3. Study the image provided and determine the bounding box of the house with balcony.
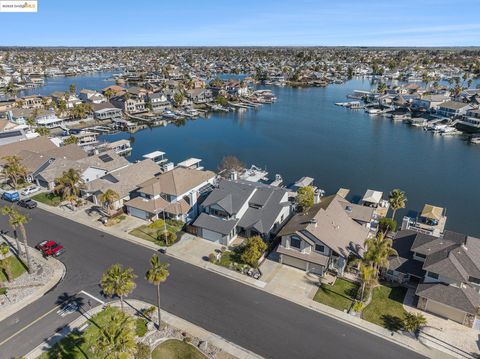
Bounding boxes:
[436,101,471,118]
[148,92,171,112]
[124,167,216,222]
[93,102,123,121]
[275,194,371,276]
[193,179,291,246]
[387,230,480,328]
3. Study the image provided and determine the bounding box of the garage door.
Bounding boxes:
[127,207,150,220]
[282,255,307,271]
[201,229,223,244]
[426,300,465,324]
[309,263,324,276]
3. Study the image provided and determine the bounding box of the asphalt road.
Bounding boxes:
[0,203,427,359]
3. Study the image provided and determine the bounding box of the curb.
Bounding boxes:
[0,238,66,323]
[25,299,264,359]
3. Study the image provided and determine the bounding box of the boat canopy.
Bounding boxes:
[421,204,444,221]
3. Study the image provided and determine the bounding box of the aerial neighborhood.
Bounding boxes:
[1,46,480,359]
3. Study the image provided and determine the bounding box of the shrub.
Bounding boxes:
[142,306,156,319]
[149,219,166,229]
[135,318,148,337]
[135,342,151,359]
[240,236,267,267]
[183,336,192,343]
[352,301,364,313]
[158,231,177,245]
[208,253,216,263]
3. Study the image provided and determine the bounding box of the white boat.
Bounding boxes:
[366,108,382,115]
[440,126,462,136]
[469,137,480,144]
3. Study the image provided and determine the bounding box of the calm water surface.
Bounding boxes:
[26,75,479,236]
[99,79,480,236]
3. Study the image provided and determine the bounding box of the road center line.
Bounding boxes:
[0,304,62,347]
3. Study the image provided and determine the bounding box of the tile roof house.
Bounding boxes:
[276,194,372,276]
[387,229,480,327]
[124,167,216,222]
[193,179,291,246]
[82,159,162,210]
[35,150,129,190]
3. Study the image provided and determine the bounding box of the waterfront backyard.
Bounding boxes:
[99,78,480,237]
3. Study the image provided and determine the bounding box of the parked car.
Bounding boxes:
[35,240,65,257]
[21,186,40,196]
[17,199,37,209]
[2,191,20,202]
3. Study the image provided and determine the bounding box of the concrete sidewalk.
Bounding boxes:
[0,237,65,323]
[33,201,452,359]
[25,299,263,359]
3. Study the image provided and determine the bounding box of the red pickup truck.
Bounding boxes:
[35,240,65,257]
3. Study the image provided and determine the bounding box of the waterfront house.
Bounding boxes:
[82,158,162,210]
[455,109,480,133]
[147,92,171,112]
[387,230,480,328]
[412,94,449,111]
[19,95,45,109]
[276,194,371,276]
[93,102,123,121]
[186,88,213,104]
[436,101,471,118]
[51,91,82,109]
[124,167,216,222]
[193,179,291,245]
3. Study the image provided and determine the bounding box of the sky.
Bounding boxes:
[2,0,480,47]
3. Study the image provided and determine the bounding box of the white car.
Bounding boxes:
[21,186,40,196]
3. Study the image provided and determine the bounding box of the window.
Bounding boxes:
[427,272,439,280]
[315,244,325,253]
[290,236,301,249]
[414,252,426,259]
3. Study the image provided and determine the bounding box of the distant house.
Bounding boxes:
[125,167,216,222]
[193,179,291,245]
[388,230,480,328]
[79,89,106,104]
[148,92,171,112]
[412,94,449,110]
[276,194,372,276]
[19,95,45,109]
[93,102,123,121]
[436,101,471,118]
[186,88,212,104]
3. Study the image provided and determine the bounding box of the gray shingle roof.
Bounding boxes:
[193,213,237,235]
[416,282,480,314]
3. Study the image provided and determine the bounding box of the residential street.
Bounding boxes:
[0,204,426,359]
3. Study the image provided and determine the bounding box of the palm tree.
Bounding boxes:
[2,156,28,189]
[54,168,83,208]
[101,264,136,312]
[0,243,12,282]
[359,263,376,301]
[388,189,407,220]
[403,312,427,334]
[99,189,120,217]
[90,308,137,359]
[1,206,31,273]
[145,255,169,330]
[364,231,398,279]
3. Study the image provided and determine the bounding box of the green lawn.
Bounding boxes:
[362,283,408,331]
[0,255,27,282]
[313,278,359,312]
[152,339,207,359]
[31,192,62,206]
[129,219,183,246]
[135,317,148,337]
